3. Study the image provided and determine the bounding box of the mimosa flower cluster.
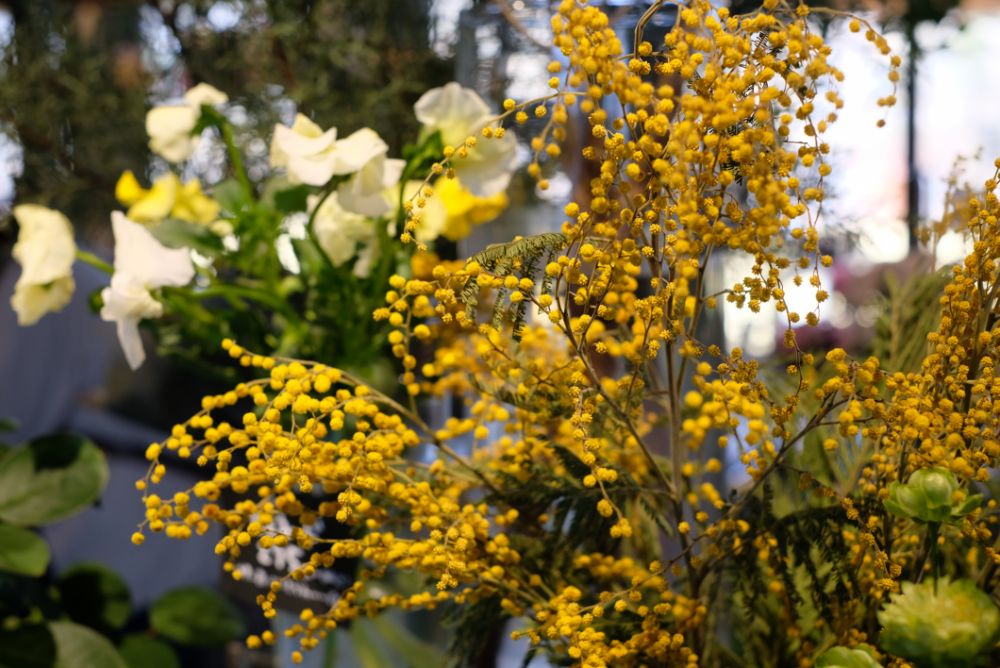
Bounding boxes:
[34,0,1000,665]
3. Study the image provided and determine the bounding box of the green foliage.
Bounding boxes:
[816,645,882,668]
[347,615,446,668]
[873,268,950,373]
[444,595,506,668]
[117,635,180,668]
[149,586,245,646]
[462,232,567,340]
[56,564,132,634]
[49,621,127,668]
[148,219,224,256]
[720,482,869,666]
[0,434,108,527]
[0,624,57,668]
[0,525,49,577]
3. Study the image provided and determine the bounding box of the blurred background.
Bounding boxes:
[1,0,1000,666]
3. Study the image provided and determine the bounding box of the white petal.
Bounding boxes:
[337,180,392,217]
[183,82,228,107]
[101,273,164,321]
[352,240,379,279]
[309,193,374,266]
[454,129,518,196]
[273,115,337,158]
[110,212,195,288]
[11,204,77,285]
[414,83,491,147]
[381,159,406,189]
[115,316,146,370]
[146,106,199,162]
[287,153,339,186]
[330,128,388,175]
[10,277,75,327]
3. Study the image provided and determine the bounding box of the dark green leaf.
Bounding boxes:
[150,587,245,646]
[0,525,50,576]
[148,218,224,256]
[551,445,591,480]
[0,435,109,527]
[50,621,128,668]
[0,571,60,619]
[57,563,132,632]
[118,635,180,668]
[0,624,56,668]
[273,185,313,214]
[0,419,17,433]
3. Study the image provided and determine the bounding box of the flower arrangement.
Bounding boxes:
[9,0,1000,666]
[10,79,512,374]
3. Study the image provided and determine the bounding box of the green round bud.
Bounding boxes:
[884,468,981,524]
[913,468,956,511]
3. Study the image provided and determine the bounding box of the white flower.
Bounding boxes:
[9,204,77,326]
[335,128,405,216]
[100,212,195,369]
[414,83,491,147]
[146,83,228,163]
[270,114,340,185]
[414,82,517,196]
[271,118,403,205]
[308,193,380,278]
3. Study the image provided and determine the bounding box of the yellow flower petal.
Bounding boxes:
[115,170,147,207]
[127,173,179,223]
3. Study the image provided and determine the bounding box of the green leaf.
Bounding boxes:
[212,179,246,214]
[0,418,17,433]
[57,563,131,633]
[273,184,313,214]
[370,615,446,667]
[0,525,50,576]
[0,435,109,527]
[149,587,245,646]
[0,624,57,668]
[118,635,180,668]
[50,621,127,668]
[148,218,223,256]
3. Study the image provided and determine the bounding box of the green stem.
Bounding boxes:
[305,186,337,272]
[913,522,939,583]
[76,250,113,274]
[219,121,254,201]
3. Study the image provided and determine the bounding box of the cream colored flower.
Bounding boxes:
[146,83,228,163]
[100,212,195,369]
[308,193,380,278]
[414,82,517,196]
[336,128,405,217]
[9,204,77,326]
[270,114,339,186]
[272,118,402,203]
